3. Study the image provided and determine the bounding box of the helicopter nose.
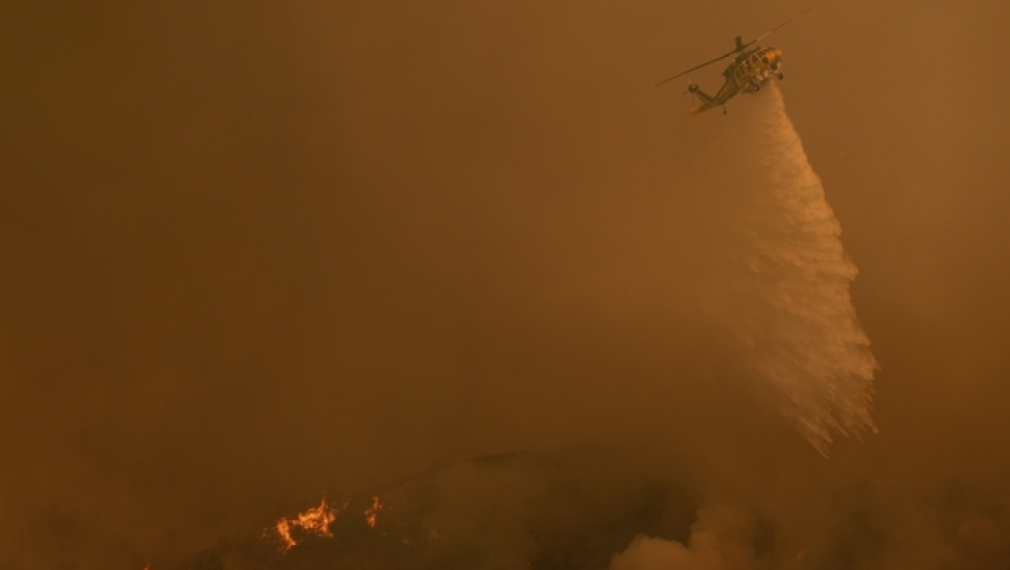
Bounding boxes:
[764,48,784,70]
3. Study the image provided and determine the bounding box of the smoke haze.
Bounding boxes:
[4,0,1010,568]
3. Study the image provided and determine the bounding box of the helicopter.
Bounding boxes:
[655,2,825,115]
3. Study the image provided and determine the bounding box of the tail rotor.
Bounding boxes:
[684,77,698,109]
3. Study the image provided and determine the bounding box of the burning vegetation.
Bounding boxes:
[364,496,383,529]
[269,497,341,551]
[265,494,387,554]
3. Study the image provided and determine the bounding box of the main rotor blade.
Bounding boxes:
[754,0,827,42]
[654,0,827,88]
[654,47,745,87]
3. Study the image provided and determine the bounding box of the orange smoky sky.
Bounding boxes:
[2,0,1010,568]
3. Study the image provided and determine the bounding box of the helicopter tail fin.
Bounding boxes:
[688,83,714,104]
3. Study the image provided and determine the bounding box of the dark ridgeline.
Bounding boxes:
[185,450,698,570]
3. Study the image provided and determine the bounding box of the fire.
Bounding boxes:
[364,496,383,528]
[275,518,297,550]
[265,495,387,552]
[270,497,340,551]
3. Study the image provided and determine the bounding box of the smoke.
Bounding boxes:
[6,1,1010,568]
[609,479,1010,570]
[610,502,766,570]
[703,83,877,454]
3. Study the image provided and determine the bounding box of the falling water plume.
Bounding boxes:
[725,83,877,454]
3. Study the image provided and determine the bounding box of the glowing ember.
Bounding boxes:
[364,496,383,528]
[270,497,339,551]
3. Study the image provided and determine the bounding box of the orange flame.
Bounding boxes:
[364,496,383,528]
[270,498,339,551]
[275,518,297,550]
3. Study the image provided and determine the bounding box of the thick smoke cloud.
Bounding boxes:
[3,0,1010,569]
[611,502,766,570]
[611,479,1010,570]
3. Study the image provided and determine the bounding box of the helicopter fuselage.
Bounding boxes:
[689,46,784,115]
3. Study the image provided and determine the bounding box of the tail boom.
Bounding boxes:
[688,84,716,115]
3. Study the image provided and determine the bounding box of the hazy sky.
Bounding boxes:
[3,1,1010,568]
